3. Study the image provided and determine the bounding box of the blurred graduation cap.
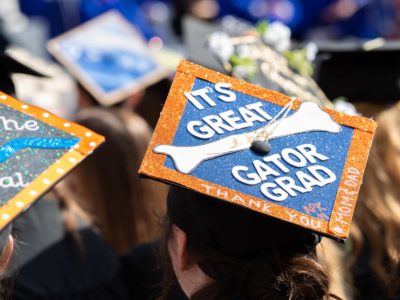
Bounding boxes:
[0,33,8,52]
[0,52,47,95]
[0,92,104,233]
[315,39,400,104]
[183,16,226,73]
[183,16,254,73]
[47,11,167,106]
[140,61,376,255]
[6,47,78,120]
[184,16,332,108]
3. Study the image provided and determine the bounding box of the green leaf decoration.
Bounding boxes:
[283,49,314,77]
[255,20,269,35]
[229,54,258,80]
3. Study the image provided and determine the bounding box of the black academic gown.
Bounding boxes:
[121,243,187,300]
[10,197,129,300]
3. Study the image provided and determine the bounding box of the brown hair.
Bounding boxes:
[67,107,167,254]
[350,102,400,295]
[317,239,353,300]
[158,217,336,300]
[51,182,92,253]
[0,233,14,300]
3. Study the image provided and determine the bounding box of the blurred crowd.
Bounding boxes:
[1,0,400,55]
[0,0,399,300]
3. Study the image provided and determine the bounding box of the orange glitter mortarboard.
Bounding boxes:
[0,92,104,231]
[140,60,377,241]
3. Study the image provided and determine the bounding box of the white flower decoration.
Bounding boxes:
[334,99,360,116]
[262,22,291,53]
[232,65,251,79]
[305,42,318,61]
[208,31,234,62]
[236,44,252,58]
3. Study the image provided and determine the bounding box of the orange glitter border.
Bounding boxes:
[0,91,105,230]
[139,60,377,240]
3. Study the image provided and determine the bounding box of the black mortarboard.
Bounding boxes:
[315,39,400,104]
[183,16,226,73]
[0,52,47,95]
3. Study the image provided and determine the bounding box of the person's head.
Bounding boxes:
[351,102,400,295]
[67,107,167,254]
[159,186,331,300]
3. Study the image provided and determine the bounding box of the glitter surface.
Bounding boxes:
[0,91,105,231]
[0,137,79,163]
[140,60,377,240]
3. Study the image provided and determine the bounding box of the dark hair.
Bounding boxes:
[158,216,332,300]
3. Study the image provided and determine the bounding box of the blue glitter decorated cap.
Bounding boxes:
[139,60,377,241]
[47,10,167,106]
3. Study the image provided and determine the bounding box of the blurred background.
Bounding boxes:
[2,0,400,118]
[1,0,399,57]
[1,2,400,300]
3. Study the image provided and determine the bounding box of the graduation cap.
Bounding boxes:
[183,16,226,73]
[7,47,78,120]
[47,10,167,106]
[0,52,47,95]
[185,17,332,108]
[183,16,255,74]
[247,41,331,107]
[0,92,104,231]
[140,61,376,256]
[315,39,400,104]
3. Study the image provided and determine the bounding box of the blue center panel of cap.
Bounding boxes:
[164,78,354,220]
[0,103,80,205]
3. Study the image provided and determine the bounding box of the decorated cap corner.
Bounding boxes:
[0,91,104,230]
